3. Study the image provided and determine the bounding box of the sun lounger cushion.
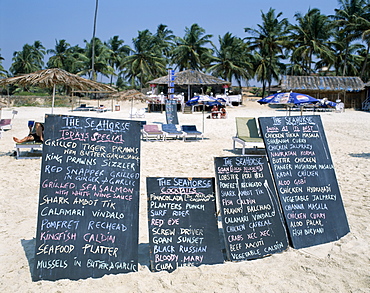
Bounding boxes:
[181,125,203,140]
[233,117,264,154]
[181,125,202,134]
[141,125,164,141]
[0,119,12,130]
[162,124,183,134]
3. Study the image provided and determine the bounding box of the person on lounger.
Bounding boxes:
[13,122,44,143]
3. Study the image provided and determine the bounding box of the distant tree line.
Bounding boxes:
[1,1,370,97]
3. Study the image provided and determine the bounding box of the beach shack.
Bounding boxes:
[280,76,365,109]
[147,70,232,112]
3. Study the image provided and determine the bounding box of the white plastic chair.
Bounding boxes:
[129,107,137,118]
[335,102,344,113]
[136,108,145,118]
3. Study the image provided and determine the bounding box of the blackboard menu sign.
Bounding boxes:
[214,156,288,261]
[258,115,350,249]
[165,100,179,125]
[33,114,141,281]
[147,177,224,272]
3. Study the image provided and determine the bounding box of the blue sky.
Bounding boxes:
[1,0,340,75]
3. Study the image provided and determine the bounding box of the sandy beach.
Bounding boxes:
[0,99,369,292]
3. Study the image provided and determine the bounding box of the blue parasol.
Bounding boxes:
[186,95,225,106]
[258,92,319,105]
[185,95,225,133]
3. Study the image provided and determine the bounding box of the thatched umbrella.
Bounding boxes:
[0,68,116,114]
[112,89,157,118]
[148,69,231,99]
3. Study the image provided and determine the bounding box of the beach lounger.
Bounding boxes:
[0,119,12,139]
[0,119,12,131]
[162,124,184,140]
[232,117,264,155]
[73,104,96,111]
[181,125,203,141]
[15,141,43,159]
[141,124,164,141]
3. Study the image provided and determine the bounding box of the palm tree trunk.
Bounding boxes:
[91,0,99,81]
[360,43,370,79]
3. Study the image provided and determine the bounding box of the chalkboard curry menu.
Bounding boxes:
[33,114,141,281]
[258,115,350,249]
[147,177,224,272]
[214,156,288,261]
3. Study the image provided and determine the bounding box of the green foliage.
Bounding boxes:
[6,3,370,92]
[14,91,49,96]
[250,87,262,97]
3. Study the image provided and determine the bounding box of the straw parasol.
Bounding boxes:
[112,89,157,117]
[0,68,116,113]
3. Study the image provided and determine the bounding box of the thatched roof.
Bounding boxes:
[0,68,115,92]
[148,70,231,86]
[281,76,364,92]
[112,89,150,102]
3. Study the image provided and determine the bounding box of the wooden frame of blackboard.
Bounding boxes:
[146,177,224,272]
[258,115,350,249]
[214,155,289,262]
[32,114,141,281]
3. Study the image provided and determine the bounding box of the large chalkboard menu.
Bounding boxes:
[214,156,288,261]
[165,100,179,125]
[258,115,350,249]
[33,114,141,281]
[147,177,224,272]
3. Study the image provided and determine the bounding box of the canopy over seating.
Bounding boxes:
[148,70,231,86]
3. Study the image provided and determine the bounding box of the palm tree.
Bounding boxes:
[316,31,364,75]
[47,39,71,69]
[120,30,167,88]
[10,41,45,75]
[171,24,213,71]
[154,24,175,62]
[80,37,114,80]
[208,33,254,89]
[245,8,289,96]
[47,40,86,74]
[288,8,335,75]
[0,49,8,77]
[344,5,370,78]
[91,0,99,81]
[105,35,131,85]
[333,0,368,75]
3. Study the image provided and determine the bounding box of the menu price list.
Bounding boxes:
[33,115,141,281]
[214,156,288,261]
[147,177,224,272]
[258,115,350,249]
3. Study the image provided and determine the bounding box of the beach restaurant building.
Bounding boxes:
[279,76,366,109]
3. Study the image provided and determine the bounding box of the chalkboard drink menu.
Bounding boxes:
[33,114,141,281]
[214,156,288,261]
[147,177,224,272]
[165,100,179,125]
[258,115,350,249]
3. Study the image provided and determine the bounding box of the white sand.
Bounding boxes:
[0,100,369,292]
